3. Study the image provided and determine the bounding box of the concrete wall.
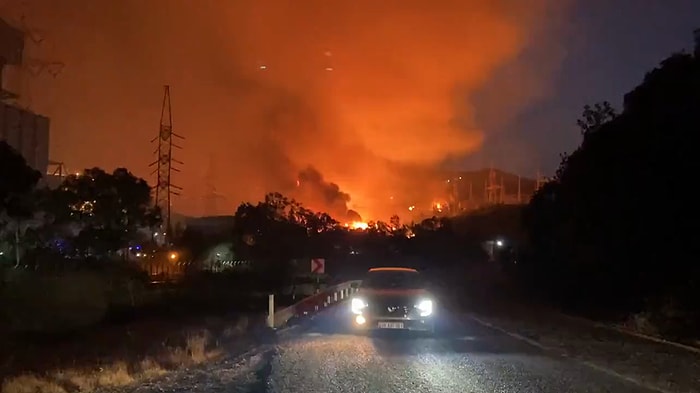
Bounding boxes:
[0,102,50,175]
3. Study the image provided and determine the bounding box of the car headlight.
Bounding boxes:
[416,299,433,316]
[351,298,368,314]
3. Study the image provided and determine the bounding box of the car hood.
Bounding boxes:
[358,288,430,299]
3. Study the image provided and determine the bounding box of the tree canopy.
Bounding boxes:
[0,141,41,220]
[44,168,160,256]
[232,192,340,261]
[522,51,699,328]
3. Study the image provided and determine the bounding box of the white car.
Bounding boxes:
[350,267,435,333]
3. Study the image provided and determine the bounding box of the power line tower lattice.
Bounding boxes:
[149,85,183,245]
[485,166,503,204]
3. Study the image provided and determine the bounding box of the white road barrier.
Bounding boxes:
[267,280,361,328]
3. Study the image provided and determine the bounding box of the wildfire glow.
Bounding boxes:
[28,1,569,220]
[345,221,369,230]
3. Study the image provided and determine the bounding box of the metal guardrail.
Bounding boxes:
[267,280,362,328]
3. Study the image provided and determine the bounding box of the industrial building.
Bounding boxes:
[0,16,51,176]
[436,168,546,215]
[0,102,50,174]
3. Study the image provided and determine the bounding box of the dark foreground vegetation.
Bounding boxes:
[0,148,300,389]
[455,39,700,341]
[517,43,700,339]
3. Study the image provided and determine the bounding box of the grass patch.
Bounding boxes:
[1,317,254,393]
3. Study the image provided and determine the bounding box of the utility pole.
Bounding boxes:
[448,175,460,213]
[150,86,183,245]
[499,176,505,203]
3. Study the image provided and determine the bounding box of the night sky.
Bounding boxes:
[463,0,700,176]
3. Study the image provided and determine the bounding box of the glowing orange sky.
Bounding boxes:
[1,0,569,220]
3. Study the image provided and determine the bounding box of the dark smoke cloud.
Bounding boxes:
[295,166,354,220]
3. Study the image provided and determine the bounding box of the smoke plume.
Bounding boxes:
[6,0,570,220]
[295,166,355,221]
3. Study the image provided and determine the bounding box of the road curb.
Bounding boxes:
[275,323,304,337]
[559,313,700,355]
[466,313,674,393]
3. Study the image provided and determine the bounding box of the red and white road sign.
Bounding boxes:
[311,258,325,274]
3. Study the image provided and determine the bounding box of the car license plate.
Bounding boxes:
[378,322,404,329]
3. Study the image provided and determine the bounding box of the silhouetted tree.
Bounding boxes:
[522,45,699,333]
[45,167,158,256]
[389,215,401,229]
[233,193,313,261]
[0,142,42,266]
[576,101,617,137]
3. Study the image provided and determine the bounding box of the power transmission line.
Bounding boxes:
[149,85,183,245]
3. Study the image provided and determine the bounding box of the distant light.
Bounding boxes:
[75,172,81,176]
[408,205,415,211]
[496,240,504,247]
[259,65,267,70]
[325,67,333,71]
[459,176,462,180]
[324,51,332,57]
[154,232,159,236]
[169,252,178,260]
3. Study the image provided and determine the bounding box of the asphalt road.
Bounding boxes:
[263,307,657,393]
[123,304,665,393]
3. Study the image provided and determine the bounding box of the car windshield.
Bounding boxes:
[362,270,424,289]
